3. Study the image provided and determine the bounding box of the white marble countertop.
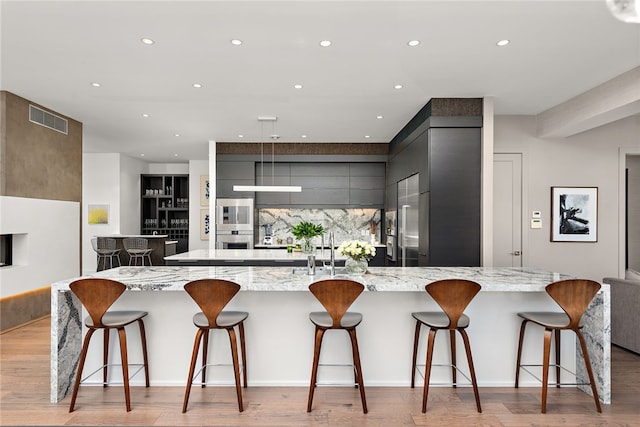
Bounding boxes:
[253,243,386,249]
[95,234,169,239]
[51,266,590,293]
[164,248,349,262]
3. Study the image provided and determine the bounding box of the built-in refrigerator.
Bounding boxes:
[397,174,419,267]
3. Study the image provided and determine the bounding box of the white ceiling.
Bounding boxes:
[1,0,639,162]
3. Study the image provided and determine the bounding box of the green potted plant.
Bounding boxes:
[291,221,325,253]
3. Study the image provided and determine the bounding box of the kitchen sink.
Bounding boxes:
[292,267,347,276]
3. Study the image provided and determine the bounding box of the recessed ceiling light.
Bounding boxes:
[192,83,202,88]
[238,134,244,138]
[174,154,178,157]
[376,115,383,119]
[140,153,145,157]
[319,40,332,47]
[394,84,403,90]
[301,135,307,138]
[364,135,371,139]
[231,39,243,46]
[294,84,303,89]
[90,82,101,87]
[142,113,150,118]
[140,38,154,45]
[174,133,180,137]
[407,40,420,47]
[496,39,510,47]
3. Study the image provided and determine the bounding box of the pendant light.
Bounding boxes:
[606,0,640,23]
[233,116,302,193]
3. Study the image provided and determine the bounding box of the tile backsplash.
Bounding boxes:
[258,208,382,245]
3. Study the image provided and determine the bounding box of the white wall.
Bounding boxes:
[82,153,147,273]
[0,196,79,297]
[82,153,121,273]
[494,115,640,281]
[189,160,208,251]
[119,155,147,234]
[147,163,189,175]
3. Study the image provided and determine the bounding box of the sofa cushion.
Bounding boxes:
[625,269,640,282]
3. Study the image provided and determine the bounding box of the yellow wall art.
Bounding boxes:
[88,204,109,224]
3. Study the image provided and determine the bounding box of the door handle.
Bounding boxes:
[510,251,521,256]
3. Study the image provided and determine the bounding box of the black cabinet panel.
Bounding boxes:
[349,189,384,206]
[428,128,481,266]
[349,163,385,177]
[290,189,350,205]
[291,176,345,189]
[255,161,385,207]
[349,176,385,189]
[291,163,349,177]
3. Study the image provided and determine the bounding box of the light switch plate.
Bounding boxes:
[531,219,542,229]
[532,211,542,219]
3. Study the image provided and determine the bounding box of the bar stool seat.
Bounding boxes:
[182,279,248,413]
[411,279,482,413]
[515,279,602,413]
[68,278,150,413]
[307,278,367,414]
[308,312,362,328]
[412,312,470,329]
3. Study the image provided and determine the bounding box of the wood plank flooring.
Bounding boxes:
[1,317,639,426]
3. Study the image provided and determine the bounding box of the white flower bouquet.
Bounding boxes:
[337,240,376,261]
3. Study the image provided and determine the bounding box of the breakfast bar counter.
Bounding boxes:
[50,266,610,404]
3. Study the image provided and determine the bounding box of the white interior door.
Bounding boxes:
[493,153,522,267]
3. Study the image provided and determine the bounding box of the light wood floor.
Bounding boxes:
[1,317,639,426]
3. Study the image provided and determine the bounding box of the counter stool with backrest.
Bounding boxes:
[515,279,602,413]
[182,279,248,413]
[68,278,150,412]
[307,279,368,414]
[411,279,482,413]
[91,237,121,271]
[123,237,152,266]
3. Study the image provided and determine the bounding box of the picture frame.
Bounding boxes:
[200,175,210,206]
[200,209,210,240]
[87,204,109,225]
[551,186,598,242]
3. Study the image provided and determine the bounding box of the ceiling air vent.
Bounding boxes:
[29,104,68,134]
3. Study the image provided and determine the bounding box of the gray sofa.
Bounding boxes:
[603,270,640,354]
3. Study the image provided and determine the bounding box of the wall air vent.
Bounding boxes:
[29,104,68,134]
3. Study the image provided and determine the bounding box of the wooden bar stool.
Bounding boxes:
[182,279,248,413]
[307,279,367,414]
[68,278,150,412]
[515,279,602,413]
[411,279,482,413]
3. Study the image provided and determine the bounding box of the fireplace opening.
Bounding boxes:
[0,234,12,267]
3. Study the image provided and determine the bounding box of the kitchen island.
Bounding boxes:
[164,248,347,266]
[50,266,610,405]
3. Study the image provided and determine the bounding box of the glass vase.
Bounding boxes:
[302,238,315,254]
[345,257,368,275]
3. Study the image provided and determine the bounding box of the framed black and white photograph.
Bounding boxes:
[551,186,598,242]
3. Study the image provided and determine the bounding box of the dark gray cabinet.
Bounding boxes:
[387,98,482,267]
[427,127,481,266]
[217,161,255,198]
[254,162,385,208]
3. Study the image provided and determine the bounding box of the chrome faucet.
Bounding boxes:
[329,231,335,276]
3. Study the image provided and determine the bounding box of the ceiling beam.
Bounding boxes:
[536,66,640,138]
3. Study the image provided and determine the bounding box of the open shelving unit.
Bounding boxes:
[141,174,189,253]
